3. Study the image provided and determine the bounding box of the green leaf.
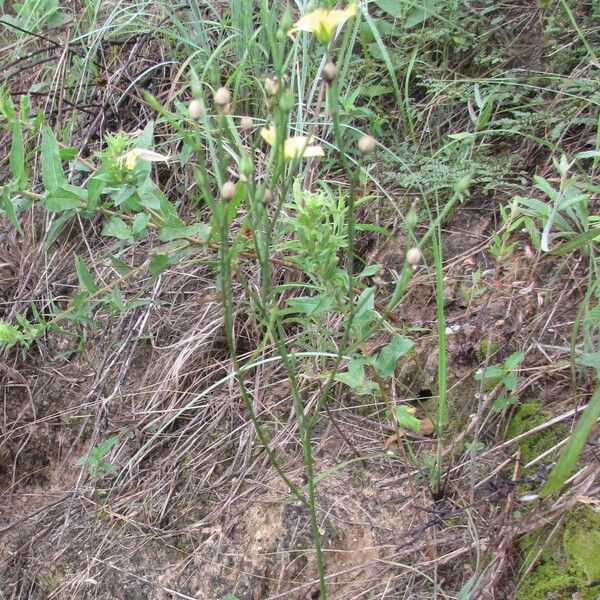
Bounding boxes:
[0,186,23,234]
[533,175,559,203]
[405,0,437,28]
[334,358,379,396]
[541,386,600,497]
[448,132,473,141]
[549,227,600,256]
[577,351,600,374]
[474,365,503,381]
[87,176,104,211]
[503,351,524,371]
[75,256,99,294]
[43,184,84,212]
[108,255,134,275]
[43,210,76,251]
[132,212,151,235]
[149,253,170,275]
[158,222,210,242]
[395,406,421,433]
[10,121,27,189]
[359,264,381,277]
[374,0,402,18]
[102,217,132,241]
[41,125,65,192]
[288,294,333,316]
[375,335,414,378]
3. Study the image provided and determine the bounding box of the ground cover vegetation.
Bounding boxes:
[0,0,599,598]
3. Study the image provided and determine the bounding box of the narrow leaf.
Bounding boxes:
[10,121,27,189]
[41,125,66,192]
[0,186,23,234]
[541,386,600,497]
[75,256,99,294]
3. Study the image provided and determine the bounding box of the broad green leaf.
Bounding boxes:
[132,212,151,235]
[288,294,333,316]
[41,125,65,192]
[149,253,170,275]
[577,351,600,373]
[503,351,524,371]
[396,405,421,433]
[108,255,134,275]
[75,256,99,294]
[334,358,379,396]
[158,222,210,242]
[102,216,132,241]
[541,386,600,497]
[474,365,503,381]
[87,176,104,211]
[374,0,402,18]
[43,184,84,212]
[10,121,27,189]
[0,186,23,234]
[405,0,437,28]
[375,335,414,378]
[110,186,136,206]
[359,264,381,277]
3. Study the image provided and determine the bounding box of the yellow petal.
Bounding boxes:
[283,136,324,160]
[290,3,357,42]
[120,148,169,170]
[261,125,324,159]
[260,125,276,146]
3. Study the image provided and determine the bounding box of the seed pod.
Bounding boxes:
[220,181,236,200]
[264,77,279,96]
[322,61,337,83]
[188,99,204,120]
[358,134,376,154]
[240,116,254,131]
[214,87,231,107]
[406,247,422,266]
[261,188,273,204]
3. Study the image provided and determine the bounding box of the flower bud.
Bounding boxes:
[240,115,254,131]
[220,181,236,200]
[188,99,204,120]
[261,188,273,204]
[279,90,294,113]
[358,134,376,154]
[406,247,422,266]
[214,86,231,107]
[265,77,279,96]
[405,207,418,230]
[322,61,337,83]
[239,155,253,177]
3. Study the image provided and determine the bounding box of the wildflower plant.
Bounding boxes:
[0,3,417,597]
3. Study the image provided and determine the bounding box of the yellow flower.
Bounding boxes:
[260,124,325,160]
[289,3,357,43]
[118,148,169,171]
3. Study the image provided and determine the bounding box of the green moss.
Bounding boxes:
[517,506,600,600]
[563,506,600,583]
[506,401,561,467]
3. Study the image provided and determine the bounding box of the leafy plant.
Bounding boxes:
[475,351,525,412]
[76,437,118,480]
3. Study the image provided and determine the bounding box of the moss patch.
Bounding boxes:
[517,506,600,600]
[506,401,561,468]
